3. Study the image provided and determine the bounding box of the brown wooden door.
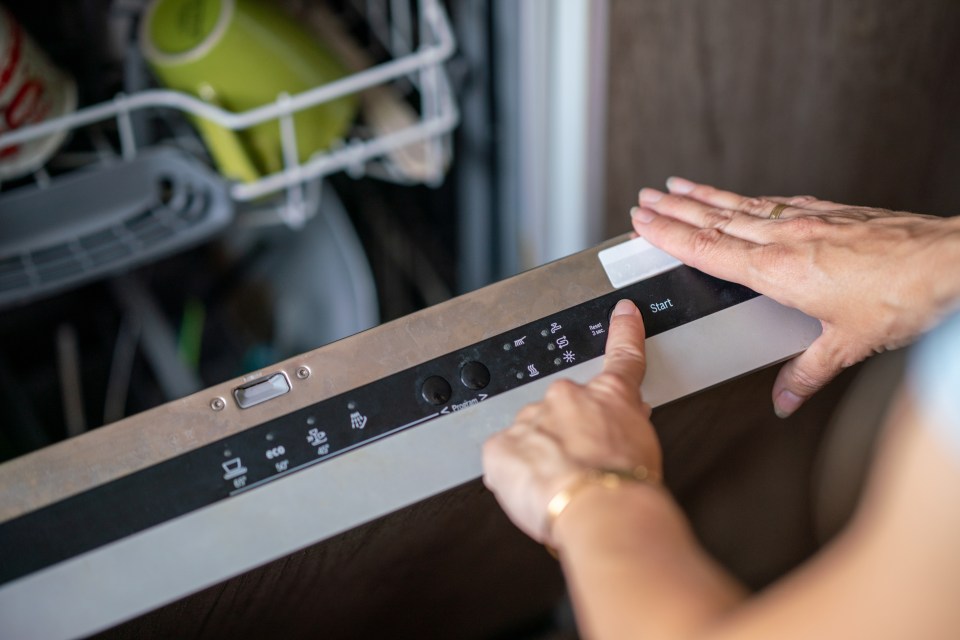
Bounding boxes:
[605,0,960,238]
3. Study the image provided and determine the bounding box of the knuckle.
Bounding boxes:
[703,206,734,231]
[609,343,646,367]
[739,197,768,215]
[789,195,817,206]
[593,371,637,398]
[545,379,578,401]
[516,405,539,421]
[790,365,828,394]
[690,227,724,260]
[784,215,826,238]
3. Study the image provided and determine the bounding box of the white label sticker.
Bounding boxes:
[598,237,683,289]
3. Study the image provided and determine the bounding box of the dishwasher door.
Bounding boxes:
[0,236,820,640]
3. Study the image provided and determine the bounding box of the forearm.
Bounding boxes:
[930,215,960,315]
[553,483,747,640]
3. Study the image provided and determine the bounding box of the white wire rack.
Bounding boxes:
[0,0,458,228]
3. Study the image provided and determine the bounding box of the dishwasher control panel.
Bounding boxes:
[0,266,756,585]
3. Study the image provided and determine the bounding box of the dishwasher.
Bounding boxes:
[0,1,821,637]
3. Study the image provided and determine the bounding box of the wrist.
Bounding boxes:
[937,217,960,308]
[548,467,668,554]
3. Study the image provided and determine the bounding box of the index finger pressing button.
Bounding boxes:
[602,300,648,389]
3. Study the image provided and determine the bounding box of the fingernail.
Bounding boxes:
[639,188,664,204]
[774,389,804,419]
[666,176,695,194]
[612,299,638,316]
[631,206,656,224]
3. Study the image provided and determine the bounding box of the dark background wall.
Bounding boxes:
[605,0,960,237]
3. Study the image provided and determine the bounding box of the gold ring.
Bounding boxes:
[769,203,788,220]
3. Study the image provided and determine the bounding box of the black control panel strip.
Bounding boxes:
[0,267,756,585]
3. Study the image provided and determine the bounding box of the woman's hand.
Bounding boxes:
[482,299,661,546]
[632,177,960,417]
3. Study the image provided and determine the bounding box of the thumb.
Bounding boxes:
[771,328,868,418]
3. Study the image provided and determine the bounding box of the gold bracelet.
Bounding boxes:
[544,466,662,557]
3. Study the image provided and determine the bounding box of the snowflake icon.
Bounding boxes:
[562,351,576,364]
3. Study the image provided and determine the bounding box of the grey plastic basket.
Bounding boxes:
[0,148,234,309]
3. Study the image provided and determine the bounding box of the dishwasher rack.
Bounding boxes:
[0,0,458,308]
[0,0,457,212]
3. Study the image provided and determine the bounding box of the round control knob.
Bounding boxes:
[460,361,490,390]
[421,375,452,405]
